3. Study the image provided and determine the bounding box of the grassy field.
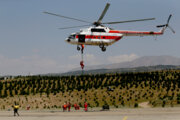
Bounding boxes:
[0,70,180,110]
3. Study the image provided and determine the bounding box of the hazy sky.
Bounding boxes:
[0,0,179,75]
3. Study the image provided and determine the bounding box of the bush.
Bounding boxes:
[177,94,180,104]
[134,103,138,108]
[162,100,166,107]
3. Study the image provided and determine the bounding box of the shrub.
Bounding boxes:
[134,103,138,108]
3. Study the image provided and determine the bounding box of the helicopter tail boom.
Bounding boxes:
[109,30,163,36]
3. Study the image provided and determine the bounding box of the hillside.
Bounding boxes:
[71,55,180,71]
[56,55,180,76]
[0,70,180,110]
[103,55,180,69]
[60,65,180,76]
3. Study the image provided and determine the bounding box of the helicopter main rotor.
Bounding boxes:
[43,3,155,29]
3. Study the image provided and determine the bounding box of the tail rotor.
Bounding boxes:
[156,14,175,33]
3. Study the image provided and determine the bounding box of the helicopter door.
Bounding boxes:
[78,35,85,43]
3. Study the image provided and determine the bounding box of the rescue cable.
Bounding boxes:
[80,44,85,75]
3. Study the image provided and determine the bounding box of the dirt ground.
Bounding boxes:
[0,107,180,120]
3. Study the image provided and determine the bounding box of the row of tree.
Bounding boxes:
[0,70,180,108]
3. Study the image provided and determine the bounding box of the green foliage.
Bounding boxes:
[162,100,166,107]
[134,103,138,108]
[177,94,180,104]
[0,70,180,108]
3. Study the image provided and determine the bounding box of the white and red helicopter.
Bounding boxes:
[44,3,175,53]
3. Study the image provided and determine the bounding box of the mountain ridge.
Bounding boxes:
[71,55,180,71]
[50,55,180,76]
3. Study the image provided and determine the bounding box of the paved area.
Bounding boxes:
[0,107,180,120]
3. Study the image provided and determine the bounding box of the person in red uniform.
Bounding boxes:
[74,103,77,110]
[63,103,67,112]
[67,102,71,112]
[80,61,84,70]
[84,102,88,112]
[81,44,84,54]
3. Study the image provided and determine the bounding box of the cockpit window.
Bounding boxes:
[69,34,76,39]
[91,28,105,32]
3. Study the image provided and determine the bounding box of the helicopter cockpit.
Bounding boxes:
[66,33,76,43]
[68,34,76,39]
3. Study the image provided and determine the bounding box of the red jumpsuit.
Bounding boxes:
[80,61,84,69]
[84,102,88,112]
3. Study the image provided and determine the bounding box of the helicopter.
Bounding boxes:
[44,3,175,52]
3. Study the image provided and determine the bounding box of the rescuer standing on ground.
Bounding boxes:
[84,102,88,112]
[63,103,67,112]
[67,102,71,112]
[13,104,20,116]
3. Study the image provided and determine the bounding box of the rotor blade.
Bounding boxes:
[59,24,91,30]
[157,24,166,28]
[168,25,175,33]
[167,14,172,24]
[43,11,91,23]
[102,18,155,24]
[97,3,110,23]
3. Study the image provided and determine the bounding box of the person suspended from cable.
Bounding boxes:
[80,60,84,70]
[81,44,84,54]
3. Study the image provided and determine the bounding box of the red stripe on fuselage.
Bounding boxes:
[76,35,122,41]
